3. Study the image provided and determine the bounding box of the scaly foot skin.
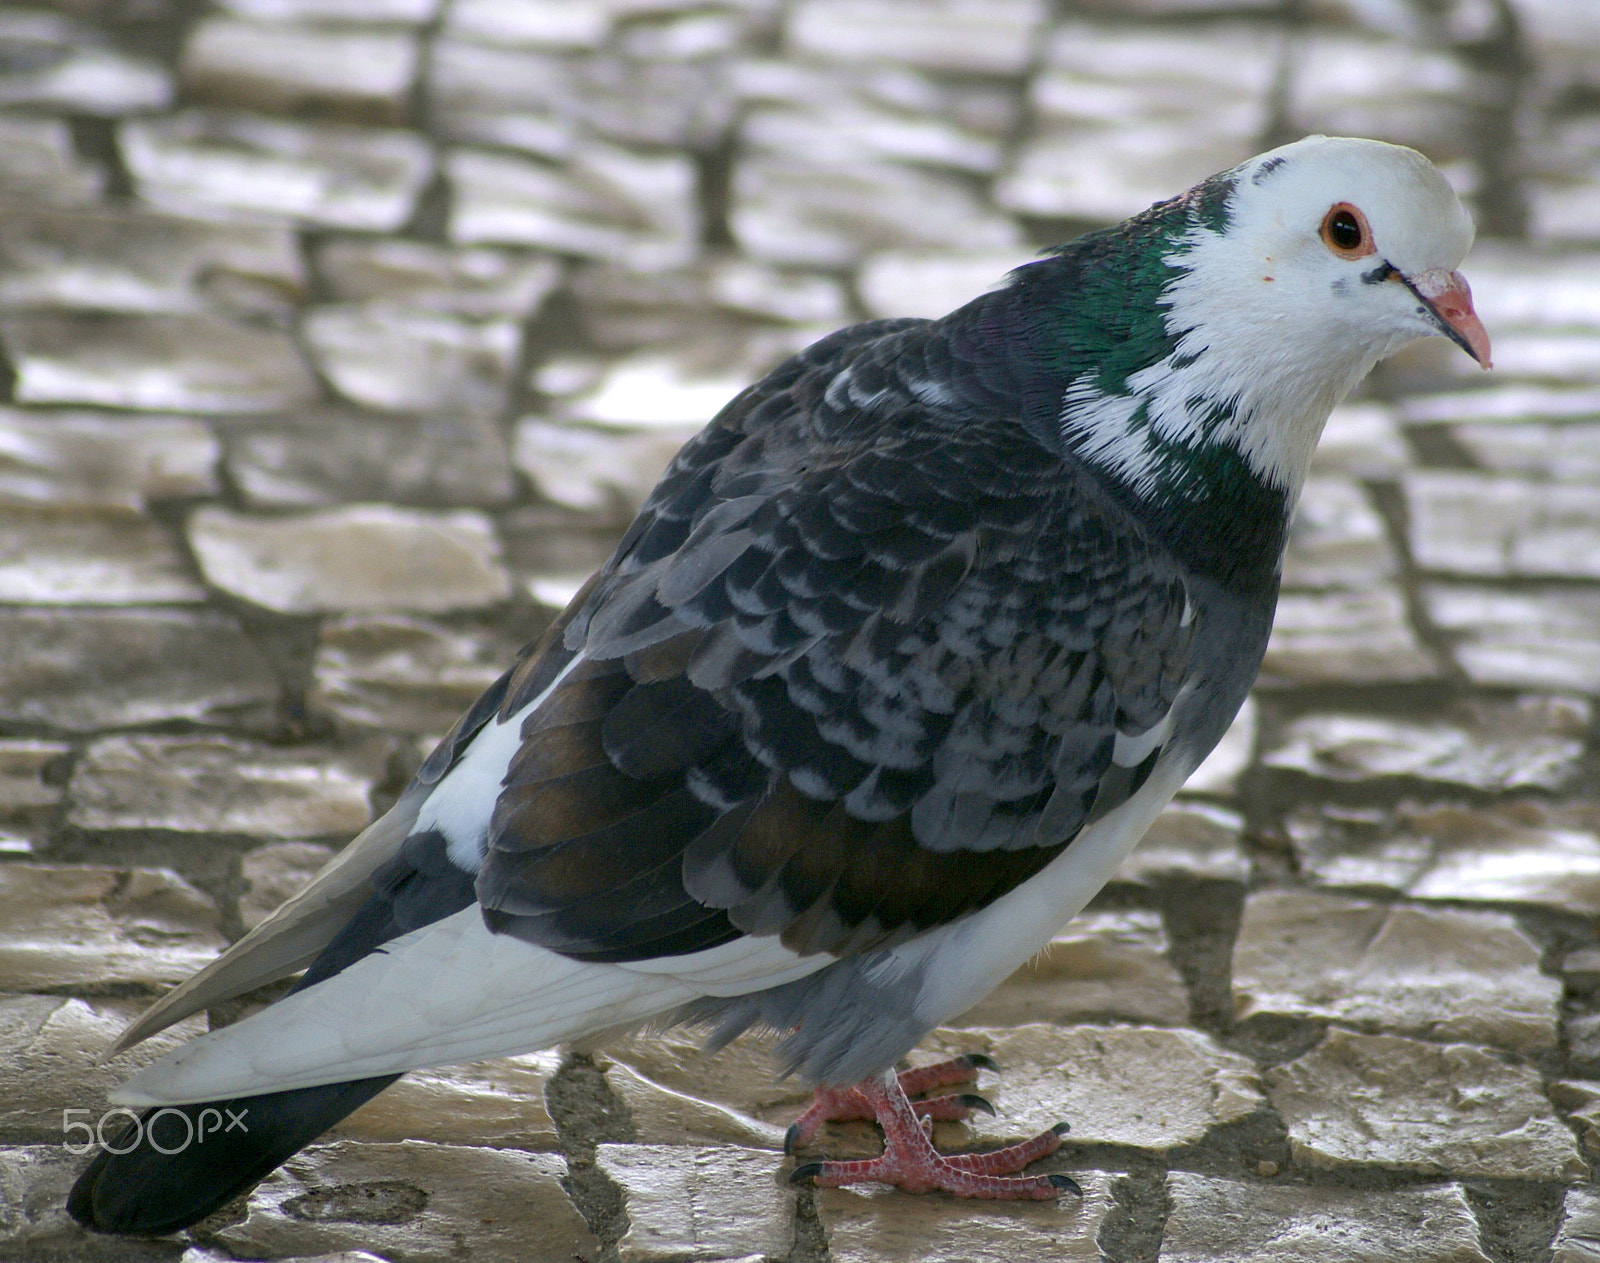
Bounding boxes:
[788,1065,1080,1200]
[785,1053,999,1152]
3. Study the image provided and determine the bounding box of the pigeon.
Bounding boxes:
[70,134,1489,1234]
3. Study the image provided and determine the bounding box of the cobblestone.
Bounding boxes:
[211,1141,595,1263]
[924,1024,1265,1151]
[1232,889,1560,1052]
[817,1172,1117,1263]
[1,311,319,413]
[1161,1173,1493,1263]
[1266,1029,1586,1180]
[189,504,511,614]
[6,0,1600,1258]
[0,410,218,511]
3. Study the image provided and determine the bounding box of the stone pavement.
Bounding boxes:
[1,0,1599,1259]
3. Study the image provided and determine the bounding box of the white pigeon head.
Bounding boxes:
[1137,134,1490,495]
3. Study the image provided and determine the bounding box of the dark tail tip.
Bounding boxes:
[68,1076,398,1237]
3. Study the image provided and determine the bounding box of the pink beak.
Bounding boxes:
[1406,267,1492,369]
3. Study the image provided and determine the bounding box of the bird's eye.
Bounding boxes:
[1320,203,1374,259]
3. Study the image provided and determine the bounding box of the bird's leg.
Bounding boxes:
[789,1070,1078,1200]
[784,1053,998,1151]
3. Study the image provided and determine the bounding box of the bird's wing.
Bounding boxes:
[475,316,1198,967]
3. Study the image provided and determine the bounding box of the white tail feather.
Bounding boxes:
[110,909,701,1106]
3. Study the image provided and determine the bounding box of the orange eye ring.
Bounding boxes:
[1320,202,1375,259]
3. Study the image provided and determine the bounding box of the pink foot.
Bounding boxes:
[788,1068,1079,1200]
[785,1053,997,1152]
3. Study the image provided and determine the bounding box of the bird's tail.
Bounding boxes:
[66,1076,397,1236]
[69,830,482,1236]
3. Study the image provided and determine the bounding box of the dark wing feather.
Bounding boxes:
[474,313,1196,963]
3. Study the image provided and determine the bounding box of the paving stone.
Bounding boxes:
[0,201,304,316]
[1160,1172,1493,1263]
[498,508,621,586]
[0,995,208,1142]
[997,23,1273,223]
[310,614,510,737]
[68,734,374,838]
[1260,588,1440,685]
[240,840,335,930]
[303,304,521,416]
[1423,585,1600,693]
[1456,420,1600,481]
[705,258,848,325]
[0,10,171,115]
[0,740,67,812]
[1233,889,1559,1053]
[601,1028,803,1150]
[0,511,203,604]
[1458,332,1600,383]
[1,310,318,412]
[122,109,434,231]
[563,262,735,350]
[1281,478,1397,589]
[953,908,1190,1029]
[564,353,751,429]
[742,102,1004,177]
[1532,176,1600,247]
[733,155,1021,268]
[0,114,104,205]
[431,39,735,154]
[6,427,204,535]
[1450,244,1600,331]
[445,0,614,49]
[226,410,515,509]
[1000,120,1253,226]
[1119,802,1249,884]
[447,143,698,270]
[315,238,562,318]
[1406,471,1600,578]
[1550,1083,1600,1161]
[182,18,419,124]
[515,417,694,516]
[1285,33,1472,160]
[335,1053,562,1150]
[617,10,757,60]
[786,0,1045,76]
[215,0,437,20]
[1306,401,1410,478]
[1287,800,1600,916]
[733,57,1020,140]
[0,1146,80,1246]
[0,607,279,731]
[1031,21,1276,125]
[1401,383,1600,427]
[923,1024,1265,1152]
[1261,701,1584,791]
[0,863,225,990]
[1180,699,1256,799]
[816,1170,1117,1263]
[189,504,511,615]
[214,1140,596,1263]
[1265,1028,1586,1180]
[858,249,1021,320]
[596,1143,796,1263]
[1555,1186,1600,1263]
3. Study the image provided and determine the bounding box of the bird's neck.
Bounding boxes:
[1009,191,1375,591]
